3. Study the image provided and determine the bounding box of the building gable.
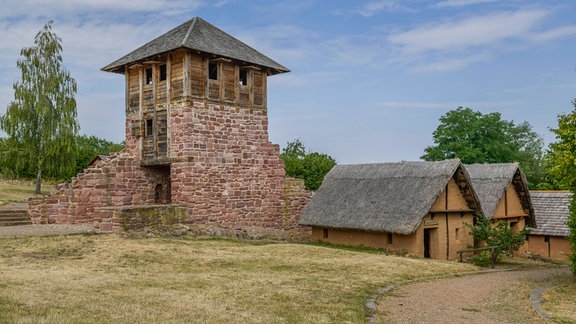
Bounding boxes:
[493,183,528,219]
[465,163,535,227]
[430,178,474,212]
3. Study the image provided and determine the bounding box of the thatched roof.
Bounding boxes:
[102,17,289,74]
[465,163,535,227]
[87,155,108,168]
[299,159,479,235]
[528,191,571,237]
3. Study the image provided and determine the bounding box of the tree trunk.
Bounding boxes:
[35,169,42,194]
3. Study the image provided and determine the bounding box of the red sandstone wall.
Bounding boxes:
[168,100,311,238]
[28,99,312,238]
[29,152,170,227]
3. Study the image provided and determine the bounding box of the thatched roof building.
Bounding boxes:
[529,191,571,237]
[299,159,479,235]
[465,163,535,227]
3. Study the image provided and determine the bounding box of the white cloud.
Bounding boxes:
[0,0,204,18]
[377,101,452,109]
[409,53,490,73]
[380,8,576,72]
[527,25,576,42]
[434,0,499,8]
[357,1,415,17]
[498,82,576,94]
[377,99,523,110]
[388,9,549,55]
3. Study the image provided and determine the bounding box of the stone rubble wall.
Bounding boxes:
[28,152,170,231]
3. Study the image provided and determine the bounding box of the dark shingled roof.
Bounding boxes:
[528,191,571,237]
[299,159,479,235]
[102,17,289,74]
[465,163,535,227]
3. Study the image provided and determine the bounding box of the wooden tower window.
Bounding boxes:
[145,68,153,85]
[159,64,167,81]
[239,69,248,86]
[208,62,218,80]
[146,119,154,136]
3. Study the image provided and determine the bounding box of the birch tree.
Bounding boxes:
[0,21,79,193]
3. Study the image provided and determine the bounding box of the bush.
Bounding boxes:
[467,215,529,262]
[471,251,491,267]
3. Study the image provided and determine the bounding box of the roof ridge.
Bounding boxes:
[182,17,197,47]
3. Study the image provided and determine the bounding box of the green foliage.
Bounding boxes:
[1,134,124,181]
[280,139,336,190]
[569,198,576,276]
[547,100,576,190]
[0,21,78,193]
[470,250,491,267]
[547,99,576,275]
[422,107,545,189]
[467,215,529,262]
[281,139,307,179]
[70,135,124,178]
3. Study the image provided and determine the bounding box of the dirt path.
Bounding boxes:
[377,267,570,323]
[0,224,96,237]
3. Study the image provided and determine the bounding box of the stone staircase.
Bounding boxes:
[0,203,31,226]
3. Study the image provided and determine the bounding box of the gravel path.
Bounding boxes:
[0,224,95,237]
[0,202,96,237]
[377,267,570,323]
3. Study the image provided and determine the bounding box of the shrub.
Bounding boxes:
[467,215,529,262]
[471,250,492,267]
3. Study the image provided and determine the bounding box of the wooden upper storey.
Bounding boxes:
[103,17,288,115]
[125,48,270,116]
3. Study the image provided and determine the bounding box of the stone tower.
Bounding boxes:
[29,18,311,238]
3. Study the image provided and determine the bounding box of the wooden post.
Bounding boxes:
[490,246,496,269]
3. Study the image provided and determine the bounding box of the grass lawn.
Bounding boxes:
[0,180,46,206]
[0,235,478,323]
[542,279,576,323]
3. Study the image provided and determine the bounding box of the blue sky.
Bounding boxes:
[1,0,575,164]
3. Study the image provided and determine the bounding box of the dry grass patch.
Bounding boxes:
[0,180,45,206]
[0,235,477,323]
[542,279,576,323]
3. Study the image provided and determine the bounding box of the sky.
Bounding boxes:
[0,0,575,164]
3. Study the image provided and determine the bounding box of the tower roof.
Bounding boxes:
[102,17,289,75]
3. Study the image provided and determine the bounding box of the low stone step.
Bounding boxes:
[0,210,28,217]
[0,214,29,220]
[0,209,31,226]
[0,219,32,226]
